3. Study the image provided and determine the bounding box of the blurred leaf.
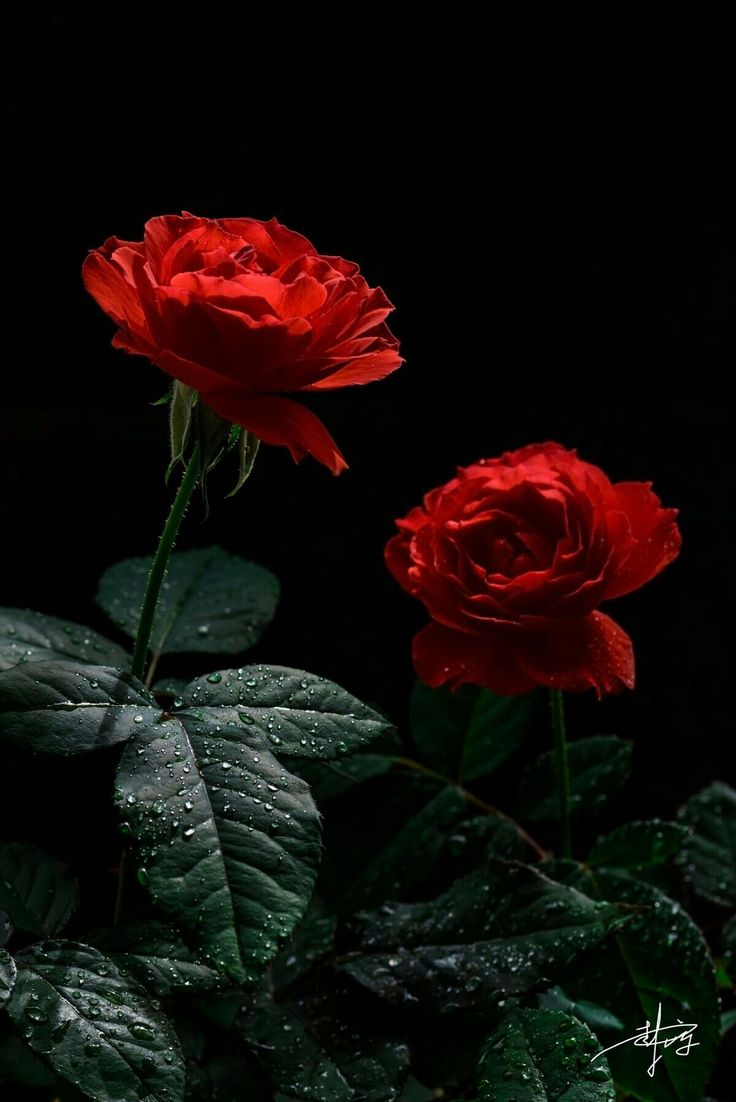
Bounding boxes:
[0,950,16,1006]
[0,661,160,754]
[296,753,397,803]
[721,914,736,986]
[97,546,279,656]
[272,897,337,989]
[0,1031,55,1086]
[0,843,78,936]
[7,940,184,1102]
[588,821,690,870]
[538,985,625,1032]
[0,608,129,672]
[478,1008,614,1100]
[519,736,632,821]
[342,858,625,1011]
[410,681,538,781]
[677,781,736,907]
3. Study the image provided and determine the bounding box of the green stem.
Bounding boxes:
[130,445,201,681]
[550,688,572,858]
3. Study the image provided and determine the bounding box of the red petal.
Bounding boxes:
[413,622,537,695]
[515,611,635,698]
[202,391,347,475]
[306,348,403,389]
[143,214,204,280]
[82,251,148,337]
[604,482,681,599]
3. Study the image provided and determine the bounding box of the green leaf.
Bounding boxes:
[168,381,197,473]
[722,914,736,985]
[519,736,632,821]
[538,986,625,1032]
[342,858,625,1011]
[116,714,321,984]
[0,661,160,755]
[559,867,719,1102]
[97,546,279,657]
[677,781,736,907]
[178,665,391,760]
[410,681,538,781]
[241,982,409,1102]
[7,940,184,1102]
[0,608,129,672]
[0,843,78,936]
[338,786,468,912]
[0,950,16,1006]
[478,1008,614,1100]
[271,897,337,989]
[588,821,691,870]
[0,912,12,947]
[85,921,223,997]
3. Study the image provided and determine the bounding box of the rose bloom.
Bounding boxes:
[83,213,402,473]
[386,443,681,697]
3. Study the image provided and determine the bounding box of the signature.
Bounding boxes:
[591,1003,699,1079]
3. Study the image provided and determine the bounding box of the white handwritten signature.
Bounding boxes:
[591,1003,699,1079]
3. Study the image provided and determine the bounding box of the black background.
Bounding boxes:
[2,6,734,846]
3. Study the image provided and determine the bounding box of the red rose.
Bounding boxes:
[386,443,681,697]
[83,213,402,473]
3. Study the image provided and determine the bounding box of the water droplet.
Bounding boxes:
[207,673,222,684]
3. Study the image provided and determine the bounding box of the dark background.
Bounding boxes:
[2,7,734,839]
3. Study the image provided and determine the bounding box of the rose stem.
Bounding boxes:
[131,444,202,681]
[392,755,548,861]
[113,444,201,924]
[550,688,572,858]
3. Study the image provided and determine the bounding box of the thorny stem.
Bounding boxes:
[392,755,549,861]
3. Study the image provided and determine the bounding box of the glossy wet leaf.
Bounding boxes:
[178,665,391,760]
[86,921,222,997]
[410,681,538,781]
[241,982,409,1102]
[116,714,321,984]
[7,940,184,1102]
[558,866,719,1102]
[342,858,625,1011]
[97,546,279,656]
[0,608,129,672]
[0,949,16,1006]
[478,1007,614,1100]
[538,986,625,1033]
[0,661,160,755]
[0,843,78,936]
[676,782,736,907]
[519,736,632,821]
[588,821,690,870]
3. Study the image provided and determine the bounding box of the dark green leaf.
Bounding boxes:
[342,859,625,1011]
[0,661,160,755]
[677,781,736,907]
[560,867,719,1102]
[0,843,78,936]
[339,786,468,912]
[410,681,537,781]
[519,736,632,821]
[0,912,12,947]
[116,715,321,984]
[721,1008,736,1036]
[296,753,396,803]
[241,983,409,1102]
[186,1053,271,1102]
[0,950,16,1005]
[178,665,391,760]
[168,381,197,472]
[97,546,279,656]
[0,1032,56,1086]
[0,608,129,672]
[7,940,184,1102]
[588,821,690,870]
[85,921,223,997]
[478,1008,614,1100]
[272,897,337,989]
[538,986,625,1032]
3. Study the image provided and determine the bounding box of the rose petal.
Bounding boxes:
[515,611,635,698]
[604,482,682,599]
[413,622,537,695]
